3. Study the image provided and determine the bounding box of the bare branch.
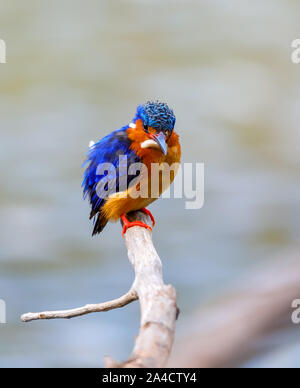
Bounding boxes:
[109,211,178,368]
[21,289,138,322]
[21,211,178,368]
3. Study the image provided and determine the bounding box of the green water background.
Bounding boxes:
[0,0,300,367]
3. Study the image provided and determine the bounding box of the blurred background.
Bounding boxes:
[0,0,300,367]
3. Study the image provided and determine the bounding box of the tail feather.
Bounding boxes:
[91,212,108,236]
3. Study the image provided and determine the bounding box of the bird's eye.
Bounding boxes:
[144,124,149,132]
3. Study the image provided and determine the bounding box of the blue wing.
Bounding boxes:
[82,126,140,232]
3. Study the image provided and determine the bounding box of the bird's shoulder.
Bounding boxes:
[82,126,141,215]
[88,126,137,163]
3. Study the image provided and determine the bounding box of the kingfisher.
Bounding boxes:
[82,101,181,236]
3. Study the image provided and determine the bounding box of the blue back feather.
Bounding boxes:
[82,126,140,218]
[82,101,175,227]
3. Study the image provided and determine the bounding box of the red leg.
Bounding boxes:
[140,208,155,227]
[121,214,152,237]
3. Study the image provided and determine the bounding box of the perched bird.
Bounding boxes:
[82,101,181,236]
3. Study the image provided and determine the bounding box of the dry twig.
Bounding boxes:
[21,211,178,368]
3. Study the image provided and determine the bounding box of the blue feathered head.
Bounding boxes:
[135,101,176,132]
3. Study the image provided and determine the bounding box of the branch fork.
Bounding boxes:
[21,211,178,368]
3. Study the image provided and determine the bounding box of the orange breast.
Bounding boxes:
[102,120,181,221]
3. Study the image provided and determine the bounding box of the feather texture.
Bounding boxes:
[82,126,140,235]
[82,101,181,236]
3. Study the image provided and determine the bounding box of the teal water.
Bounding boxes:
[0,0,300,367]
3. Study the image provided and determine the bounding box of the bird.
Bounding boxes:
[82,101,181,236]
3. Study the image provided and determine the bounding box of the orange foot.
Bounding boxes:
[140,208,155,227]
[121,214,152,237]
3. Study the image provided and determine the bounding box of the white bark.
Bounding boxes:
[21,290,137,322]
[114,211,178,367]
[21,211,178,368]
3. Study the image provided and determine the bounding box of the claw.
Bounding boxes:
[121,214,152,237]
[140,208,155,227]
